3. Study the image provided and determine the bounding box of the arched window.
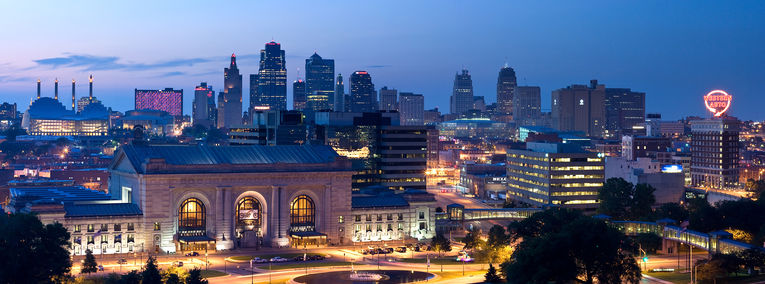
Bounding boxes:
[290,195,315,227]
[236,197,261,230]
[179,198,205,233]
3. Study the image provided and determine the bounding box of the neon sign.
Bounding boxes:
[703,90,732,117]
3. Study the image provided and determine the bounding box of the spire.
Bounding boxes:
[36,79,41,99]
[54,78,59,100]
[230,53,237,68]
[88,74,93,100]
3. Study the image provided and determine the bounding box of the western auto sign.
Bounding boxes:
[703,90,732,117]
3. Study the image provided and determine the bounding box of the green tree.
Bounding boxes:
[0,213,72,283]
[486,225,508,249]
[164,273,181,284]
[430,233,452,257]
[462,227,483,251]
[597,178,656,220]
[655,202,689,222]
[633,233,662,254]
[686,198,722,232]
[695,253,742,282]
[630,184,656,220]
[507,207,581,242]
[186,268,209,284]
[738,248,765,275]
[122,270,141,284]
[484,263,502,283]
[141,256,162,284]
[81,249,98,274]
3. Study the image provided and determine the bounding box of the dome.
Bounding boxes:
[79,101,109,119]
[27,97,72,119]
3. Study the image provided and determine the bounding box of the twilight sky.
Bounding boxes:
[1,1,763,120]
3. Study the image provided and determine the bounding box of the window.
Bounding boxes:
[74,236,82,244]
[178,198,205,233]
[114,224,121,231]
[87,236,94,244]
[387,214,393,221]
[398,223,404,230]
[365,224,372,232]
[355,225,361,233]
[74,225,81,233]
[101,235,108,244]
[114,234,122,243]
[87,224,94,232]
[338,216,344,224]
[236,197,261,231]
[398,213,403,220]
[127,223,134,231]
[418,212,425,220]
[376,214,382,221]
[100,224,109,232]
[127,234,135,243]
[366,214,372,221]
[376,224,382,231]
[290,195,315,227]
[419,222,426,230]
[355,215,361,222]
[387,224,393,231]
[154,222,161,231]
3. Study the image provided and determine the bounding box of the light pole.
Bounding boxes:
[205,252,209,271]
[304,242,308,275]
[269,261,272,284]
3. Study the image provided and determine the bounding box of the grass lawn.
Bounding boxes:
[229,253,325,262]
[436,270,485,280]
[256,261,352,270]
[200,270,228,278]
[644,271,765,284]
[398,257,482,265]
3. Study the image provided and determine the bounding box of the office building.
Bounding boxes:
[134,88,183,118]
[0,102,18,130]
[218,54,243,128]
[506,142,604,210]
[192,82,216,128]
[690,117,741,190]
[423,108,442,125]
[118,110,175,136]
[334,74,345,112]
[349,71,377,113]
[305,53,335,110]
[621,135,671,160]
[496,65,517,114]
[76,75,100,113]
[512,86,542,126]
[293,79,306,111]
[551,80,606,137]
[450,69,474,115]
[249,74,258,113]
[605,88,645,138]
[379,86,398,111]
[398,92,424,126]
[256,41,287,110]
[605,157,684,204]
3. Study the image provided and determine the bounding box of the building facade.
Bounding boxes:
[349,71,377,113]
[219,54,243,128]
[496,65,517,114]
[605,88,645,138]
[379,86,398,111]
[256,41,288,110]
[305,53,335,111]
[192,82,215,128]
[551,80,606,137]
[512,86,541,126]
[293,79,306,111]
[334,74,345,112]
[398,92,424,126]
[134,88,183,118]
[450,69,474,115]
[690,117,740,190]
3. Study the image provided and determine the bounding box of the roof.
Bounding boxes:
[10,186,111,204]
[65,203,142,217]
[118,144,347,174]
[352,195,409,208]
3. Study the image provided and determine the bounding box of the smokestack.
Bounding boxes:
[89,74,93,100]
[72,79,76,110]
[36,79,41,99]
[54,78,59,100]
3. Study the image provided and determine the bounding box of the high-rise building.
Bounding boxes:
[379,86,398,111]
[334,74,345,112]
[249,74,258,112]
[256,41,287,110]
[349,71,377,113]
[605,88,646,138]
[450,69,474,114]
[399,92,424,126]
[292,79,306,110]
[134,88,183,117]
[496,65,517,114]
[305,53,334,110]
[192,82,216,128]
[690,117,740,190]
[218,53,243,128]
[551,80,606,137]
[512,86,542,126]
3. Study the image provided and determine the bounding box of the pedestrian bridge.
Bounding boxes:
[441,204,543,221]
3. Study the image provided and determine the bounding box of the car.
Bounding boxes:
[185,252,199,256]
[310,255,325,261]
[294,256,307,261]
[269,256,288,262]
[252,257,269,263]
[395,246,407,253]
[360,249,370,255]
[117,258,128,264]
[97,265,104,272]
[173,261,184,267]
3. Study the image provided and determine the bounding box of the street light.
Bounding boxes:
[205,253,209,271]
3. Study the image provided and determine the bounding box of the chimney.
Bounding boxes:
[36,79,41,99]
[88,74,93,100]
[54,78,59,100]
[72,79,76,110]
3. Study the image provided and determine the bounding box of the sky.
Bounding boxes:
[0,1,764,120]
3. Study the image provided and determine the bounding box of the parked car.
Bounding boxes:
[117,258,128,264]
[294,256,306,261]
[173,261,184,267]
[253,257,269,263]
[310,255,325,261]
[269,256,288,262]
[395,246,407,253]
[361,249,370,255]
[185,251,199,256]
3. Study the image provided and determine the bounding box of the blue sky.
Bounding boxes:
[1,1,763,120]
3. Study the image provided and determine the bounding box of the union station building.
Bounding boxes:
[7,144,436,255]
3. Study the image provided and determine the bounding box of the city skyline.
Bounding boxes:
[1,1,764,120]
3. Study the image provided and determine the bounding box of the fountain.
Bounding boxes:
[290,270,434,284]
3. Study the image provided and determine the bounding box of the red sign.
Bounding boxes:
[703,90,732,117]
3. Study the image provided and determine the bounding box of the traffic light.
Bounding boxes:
[642,256,648,263]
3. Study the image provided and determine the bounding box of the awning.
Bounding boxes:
[178,235,216,243]
[289,231,327,239]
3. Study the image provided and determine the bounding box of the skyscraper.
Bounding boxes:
[292,79,306,110]
[193,82,215,127]
[513,86,541,126]
[450,69,474,114]
[218,53,243,128]
[399,92,424,126]
[691,117,740,190]
[349,71,377,113]
[134,88,183,117]
[249,74,258,113]
[334,74,345,112]
[604,88,646,138]
[551,80,606,137]
[379,86,398,111]
[256,41,287,110]
[496,65,517,114]
[305,53,334,110]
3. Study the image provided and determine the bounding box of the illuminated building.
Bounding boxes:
[605,157,684,204]
[506,142,604,210]
[230,110,307,146]
[249,74,258,113]
[450,69,474,115]
[621,135,671,160]
[256,41,287,110]
[512,86,541,126]
[379,86,397,111]
[690,117,740,190]
[605,88,645,138]
[350,188,436,242]
[219,53,243,128]
[292,79,306,110]
[118,110,175,136]
[22,90,109,137]
[458,163,507,199]
[438,118,511,140]
[398,92,424,126]
[551,80,606,137]
[76,75,101,113]
[134,88,183,117]
[305,53,335,110]
[0,102,18,130]
[192,82,216,128]
[349,71,377,113]
[496,65,516,114]
[334,74,345,112]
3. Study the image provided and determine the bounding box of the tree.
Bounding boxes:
[186,268,209,284]
[686,198,722,232]
[633,233,662,254]
[430,233,452,257]
[462,227,483,251]
[0,213,72,283]
[597,178,656,220]
[484,263,502,283]
[81,249,98,274]
[435,207,443,213]
[486,225,508,249]
[163,265,189,284]
[501,209,641,284]
[141,256,162,284]
[695,253,742,283]
[738,248,765,275]
[655,202,689,222]
[205,127,226,144]
[630,184,656,220]
[122,270,141,284]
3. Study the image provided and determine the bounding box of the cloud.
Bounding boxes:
[366,65,391,68]
[0,75,34,83]
[33,54,214,71]
[160,71,186,77]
